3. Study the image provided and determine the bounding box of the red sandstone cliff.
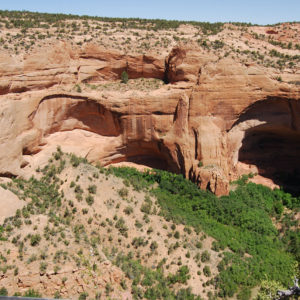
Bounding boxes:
[0,42,299,195]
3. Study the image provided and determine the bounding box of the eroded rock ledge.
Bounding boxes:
[0,42,299,195]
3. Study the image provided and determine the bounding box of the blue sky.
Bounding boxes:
[0,0,299,25]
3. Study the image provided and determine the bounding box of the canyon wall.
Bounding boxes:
[0,42,299,195]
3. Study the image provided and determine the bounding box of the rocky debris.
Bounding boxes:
[0,261,130,299]
[277,278,300,298]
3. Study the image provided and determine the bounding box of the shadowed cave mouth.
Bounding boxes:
[114,141,182,174]
[237,98,300,196]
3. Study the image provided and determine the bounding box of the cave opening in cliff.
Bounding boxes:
[235,97,300,196]
[238,125,300,196]
[118,141,182,174]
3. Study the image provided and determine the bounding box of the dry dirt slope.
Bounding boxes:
[0,148,224,300]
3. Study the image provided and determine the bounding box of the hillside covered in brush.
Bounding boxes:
[0,148,299,299]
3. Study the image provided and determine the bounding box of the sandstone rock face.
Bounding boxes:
[0,186,25,223]
[0,43,299,195]
[0,42,165,95]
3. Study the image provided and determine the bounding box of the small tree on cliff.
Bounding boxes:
[121,71,129,84]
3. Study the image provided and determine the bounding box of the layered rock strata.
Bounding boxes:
[0,42,299,195]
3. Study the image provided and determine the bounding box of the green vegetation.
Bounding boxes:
[0,151,202,298]
[113,252,200,299]
[87,184,97,194]
[107,166,299,298]
[79,292,88,300]
[75,84,82,93]
[30,234,41,246]
[0,10,225,33]
[121,71,129,84]
[203,265,211,277]
[23,289,42,298]
[85,194,94,206]
[0,288,42,298]
[0,149,299,298]
[0,287,8,296]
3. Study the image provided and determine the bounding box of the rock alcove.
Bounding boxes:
[25,95,181,174]
[235,98,300,195]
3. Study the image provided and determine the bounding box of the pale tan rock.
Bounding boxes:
[0,186,25,223]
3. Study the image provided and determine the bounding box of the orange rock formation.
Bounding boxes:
[0,42,299,195]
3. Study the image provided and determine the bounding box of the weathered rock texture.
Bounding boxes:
[0,186,25,223]
[0,42,299,195]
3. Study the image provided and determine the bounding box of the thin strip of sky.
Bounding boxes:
[0,0,299,25]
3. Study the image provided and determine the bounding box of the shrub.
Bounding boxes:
[88,185,97,194]
[201,250,210,262]
[70,181,75,188]
[196,241,202,249]
[121,71,129,84]
[120,279,127,290]
[132,237,147,248]
[212,241,220,252]
[75,84,82,93]
[237,288,251,300]
[135,220,143,228]
[86,195,94,206]
[212,40,225,49]
[141,202,152,214]
[30,234,41,246]
[39,262,47,273]
[115,217,128,237]
[203,265,211,277]
[70,154,84,167]
[174,231,180,239]
[79,292,88,300]
[0,287,8,296]
[124,206,133,215]
[23,289,42,298]
[118,187,128,198]
[147,226,154,234]
[150,241,158,251]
